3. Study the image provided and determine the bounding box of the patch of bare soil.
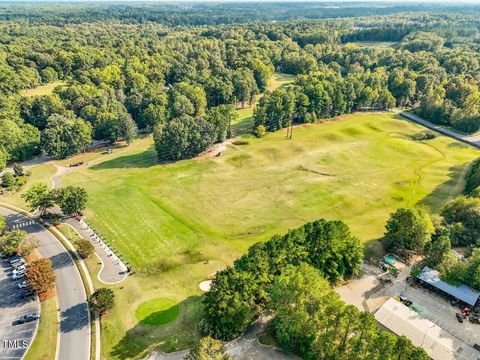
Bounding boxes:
[196,138,235,160]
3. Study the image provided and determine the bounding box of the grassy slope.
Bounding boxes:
[0,163,56,208]
[24,296,58,360]
[59,112,478,358]
[23,81,66,97]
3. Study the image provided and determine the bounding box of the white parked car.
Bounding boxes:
[13,265,26,274]
[12,271,25,280]
[18,281,29,289]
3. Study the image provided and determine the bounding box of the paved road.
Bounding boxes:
[400,111,480,148]
[0,207,90,360]
[0,258,39,359]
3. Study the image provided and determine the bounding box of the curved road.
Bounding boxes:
[0,206,90,360]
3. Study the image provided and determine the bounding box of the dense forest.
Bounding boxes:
[0,3,480,167]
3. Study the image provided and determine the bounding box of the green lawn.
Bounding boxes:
[57,112,478,358]
[24,296,58,360]
[0,163,56,209]
[23,81,66,97]
[135,298,180,325]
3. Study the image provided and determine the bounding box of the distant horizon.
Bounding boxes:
[4,0,480,3]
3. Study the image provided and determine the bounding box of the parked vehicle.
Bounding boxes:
[469,314,480,324]
[456,313,464,323]
[9,256,25,265]
[18,312,39,324]
[18,281,28,289]
[13,265,26,273]
[12,272,25,280]
[21,290,37,301]
[474,343,480,352]
[399,295,413,306]
[12,260,26,269]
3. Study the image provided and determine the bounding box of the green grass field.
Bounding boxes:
[135,298,180,325]
[55,112,478,358]
[62,113,478,270]
[0,163,56,209]
[23,81,66,97]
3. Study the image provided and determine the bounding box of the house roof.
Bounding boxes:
[417,266,480,306]
[375,298,480,360]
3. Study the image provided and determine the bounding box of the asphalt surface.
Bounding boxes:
[0,207,90,360]
[0,258,39,359]
[400,111,480,148]
[64,218,127,284]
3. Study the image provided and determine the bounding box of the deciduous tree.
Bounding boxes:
[26,258,56,294]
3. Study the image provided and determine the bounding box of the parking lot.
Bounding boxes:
[0,258,40,359]
[401,284,480,347]
[337,261,480,353]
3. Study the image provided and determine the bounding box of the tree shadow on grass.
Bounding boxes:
[417,163,470,211]
[110,295,202,360]
[90,146,158,170]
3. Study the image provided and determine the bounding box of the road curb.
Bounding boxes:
[47,224,100,360]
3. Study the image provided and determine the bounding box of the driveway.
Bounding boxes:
[0,207,90,360]
[0,258,39,359]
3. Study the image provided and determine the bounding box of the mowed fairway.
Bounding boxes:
[59,112,478,357]
[62,112,478,269]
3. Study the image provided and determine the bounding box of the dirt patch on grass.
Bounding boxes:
[296,164,335,176]
[196,139,235,160]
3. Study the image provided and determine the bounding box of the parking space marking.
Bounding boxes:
[11,221,34,230]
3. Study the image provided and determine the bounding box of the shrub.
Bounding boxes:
[13,163,24,177]
[254,124,266,138]
[232,140,249,145]
[184,337,232,360]
[1,173,15,188]
[75,239,94,258]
